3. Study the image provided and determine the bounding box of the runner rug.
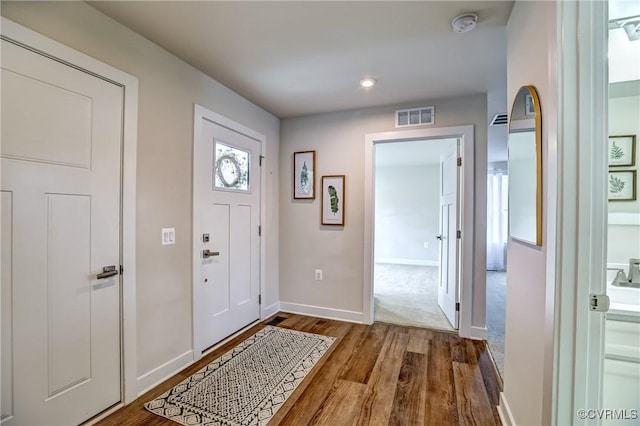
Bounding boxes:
[145,325,335,425]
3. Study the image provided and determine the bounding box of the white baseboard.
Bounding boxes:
[262,301,280,319]
[375,258,438,267]
[467,325,488,340]
[136,349,194,397]
[279,302,363,324]
[498,392,516,426]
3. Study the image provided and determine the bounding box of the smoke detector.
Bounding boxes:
[452,13,478,33]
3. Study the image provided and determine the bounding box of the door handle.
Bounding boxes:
[436,235,443,240]
[202,249,220,258]
[97,265,118,279]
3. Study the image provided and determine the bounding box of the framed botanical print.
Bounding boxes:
[293,151,316,199]
[321,175,345,226]
[609,135,636,167]
[608,170,636,201]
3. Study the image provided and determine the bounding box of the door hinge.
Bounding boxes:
[258,225,262,236]
[457,157,462,167]
[455,302,460,311]
[120,265,124,275]
[259,294,262,305]
[259,155,264,166]
[590,294,610,312]
[457,230,462,239]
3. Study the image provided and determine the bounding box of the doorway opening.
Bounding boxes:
[373,138,459,330]
[486,163,508,378]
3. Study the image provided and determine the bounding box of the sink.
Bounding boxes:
[607,284,640,317]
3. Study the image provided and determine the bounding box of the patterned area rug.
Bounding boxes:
[145,326,335,425]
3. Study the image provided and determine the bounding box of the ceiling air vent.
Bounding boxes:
[490,113,508,126]
[395,106,434,128]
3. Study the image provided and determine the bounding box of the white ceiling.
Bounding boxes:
[89,1,513,119]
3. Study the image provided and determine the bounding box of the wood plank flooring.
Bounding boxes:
[96,313,502,426]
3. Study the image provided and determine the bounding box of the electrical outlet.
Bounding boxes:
[423,242,429,249]
[315,269,323,281]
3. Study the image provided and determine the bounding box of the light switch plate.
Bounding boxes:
[162,228,175,245]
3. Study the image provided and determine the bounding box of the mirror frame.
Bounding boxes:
[508,85,542,246]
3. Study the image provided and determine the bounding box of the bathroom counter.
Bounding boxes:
[608,285,640,318]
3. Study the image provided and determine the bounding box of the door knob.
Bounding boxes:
[202,249,220,258]
[436,235,443,241]
[97,265,118,279]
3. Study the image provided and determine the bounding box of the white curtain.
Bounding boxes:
[487,169,508,271]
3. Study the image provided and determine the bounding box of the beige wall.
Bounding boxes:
[1,1,280,384]
[503,1,557,424]
[280,94,488,327]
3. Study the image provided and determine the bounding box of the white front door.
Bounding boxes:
[437,140,460,329]
[1,39,122,425]
[193,110,261,355]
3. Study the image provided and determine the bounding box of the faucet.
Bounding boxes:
[610,259,640,288]
[628,258,640,287]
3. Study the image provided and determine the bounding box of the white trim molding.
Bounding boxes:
[498,393,516,426]
[136,350,194,397]
[363,125,478,340]
[551,1,609,424]
[279,302,364,324]
[375,258,439,267]
[1,17,139,404]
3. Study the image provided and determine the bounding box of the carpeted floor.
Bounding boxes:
[374,264,454,331]
[486,270,506,378]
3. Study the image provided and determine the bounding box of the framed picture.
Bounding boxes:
[608,170,636,201]
[321,175,345,226]
[525,93,535,116]
[293,151,316,199]
[608,135,636,167]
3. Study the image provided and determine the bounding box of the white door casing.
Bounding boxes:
[363,125,478,338]
[438,140,460,329]
[193,106,263,359]
[1,38,122,425]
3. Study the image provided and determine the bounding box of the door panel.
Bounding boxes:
[1,69,92,167]
[46,194,92,397]
[231,204,253,305]
[438,141,459,329]
[1,39,122,425]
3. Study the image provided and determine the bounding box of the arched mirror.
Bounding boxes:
[508,85,542,246]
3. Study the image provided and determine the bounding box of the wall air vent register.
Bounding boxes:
[395,106,435,128]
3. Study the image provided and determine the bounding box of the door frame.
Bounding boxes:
[192,104,267,362]
[0,18,139,404]
[363,125,478,339]
[550,1,608,424]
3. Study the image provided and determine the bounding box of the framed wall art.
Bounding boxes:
[608,135,636,167]
[321,175,345,226]
[293,151,316,199]
[608,170,636,201]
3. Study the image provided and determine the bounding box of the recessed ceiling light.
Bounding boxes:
[360,77,376,88]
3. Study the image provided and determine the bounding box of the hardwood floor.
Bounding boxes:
[96,313,502,426]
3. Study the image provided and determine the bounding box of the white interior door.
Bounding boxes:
[193,112,261,354]
[0,39,122,425]
[437,140,460,329]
